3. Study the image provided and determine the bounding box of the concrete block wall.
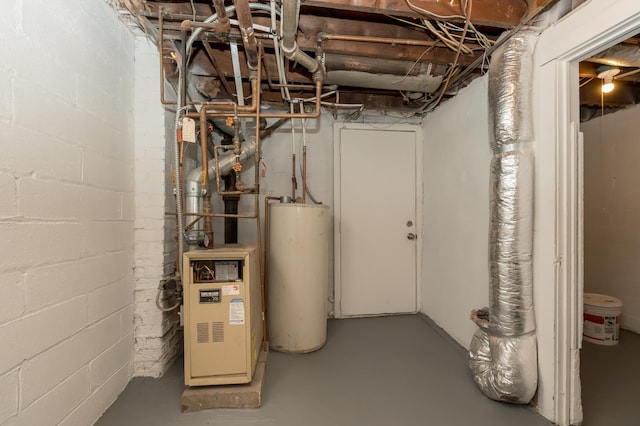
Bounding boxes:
[0,1,135,424]
[132,38,181,377]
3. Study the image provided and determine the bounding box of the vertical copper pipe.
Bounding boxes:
[302,146,307,204]
[291,154,297,200]
[201,118,214,247]
[300,103,307,204]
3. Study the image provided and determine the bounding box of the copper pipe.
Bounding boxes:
[138,9,209,22]
[200,117,214,247]
[166,211,258,219]
[302,146,307,204]
[190,80,323,119]
[300,102,307,204]
[291,154,297,200]
[187,77,260,116]
[253,45,263,196]
[200,116,209,185]
[317,32,439,48]
[233,0,259,70]
[184,215,203,231]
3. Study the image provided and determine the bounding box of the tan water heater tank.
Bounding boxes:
[268,203,329,353]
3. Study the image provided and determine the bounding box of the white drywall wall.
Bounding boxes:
[132,38,181,377]
[0,1,135,424]
[581,105,640,333]
[420,76,491,348]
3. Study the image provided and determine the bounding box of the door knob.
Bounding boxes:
[407,233,416,240]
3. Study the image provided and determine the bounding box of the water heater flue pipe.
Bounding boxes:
[468,28,540,404]
[281,0,320,75]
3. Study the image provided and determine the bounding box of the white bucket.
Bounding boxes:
[583,293,623,346]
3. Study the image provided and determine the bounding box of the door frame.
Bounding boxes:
[333,122,423,319]
[534,2,640,424]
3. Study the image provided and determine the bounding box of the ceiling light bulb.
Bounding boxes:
[597,67,620,94]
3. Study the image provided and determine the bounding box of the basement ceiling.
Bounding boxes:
[579,33,640,121]
[115,0,599,116]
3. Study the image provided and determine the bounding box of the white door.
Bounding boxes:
[334,125,420,317]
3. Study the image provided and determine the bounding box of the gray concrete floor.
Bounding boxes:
[97,315,552,426]
[581,329,640,426]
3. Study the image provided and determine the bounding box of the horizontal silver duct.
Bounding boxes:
[325,70,443,94]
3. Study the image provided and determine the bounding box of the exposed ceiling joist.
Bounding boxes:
[301,0,527,28]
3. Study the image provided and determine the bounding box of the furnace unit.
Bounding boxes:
[183,245,263,386]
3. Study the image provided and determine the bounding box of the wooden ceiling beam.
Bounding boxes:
[301,0,527,28]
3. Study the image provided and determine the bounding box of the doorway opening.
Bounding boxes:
[578,32,640,424]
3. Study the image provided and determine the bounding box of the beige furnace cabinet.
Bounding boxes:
[183,245,263,386]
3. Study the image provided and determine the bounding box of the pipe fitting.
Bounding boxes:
[180,20,192,31]
[281,0,320,74]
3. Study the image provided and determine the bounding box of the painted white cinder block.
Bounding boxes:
[0,223,83,271]
[0,2,136,423]
[83,150,133,192]
[131,36,181,377]
[0,67,14,123]
[0,173,17,218]
[7,368,89,426]
[0,296,87,372]
[0,370,19,424]
[89,335,133,391]
[18,178,87,220]
[87,279,134,324]
[0,272,24,324]
[19,312,121,408]
[82,223,134,257]
[12,78,80,146]
[58,364,130,426]
[25,252,129,312]
[0,123,83,183]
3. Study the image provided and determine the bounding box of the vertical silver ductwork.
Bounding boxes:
[469,29,539,404]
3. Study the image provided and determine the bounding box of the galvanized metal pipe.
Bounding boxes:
[281,0,320,74]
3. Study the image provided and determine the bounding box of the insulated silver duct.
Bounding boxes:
[469,28,539,404]
[325,70,443,94]
[589,44,640,68]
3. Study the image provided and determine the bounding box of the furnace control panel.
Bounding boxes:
[192,259,243,283]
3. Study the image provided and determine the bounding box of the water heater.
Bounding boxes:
[183,245,263,386]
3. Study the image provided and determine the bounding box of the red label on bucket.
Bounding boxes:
[584,313,604,324]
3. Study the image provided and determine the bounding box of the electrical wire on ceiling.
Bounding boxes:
[415,0,473,113]
[404,0,491,54]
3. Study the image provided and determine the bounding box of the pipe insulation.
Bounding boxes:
[469,28,539,404]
